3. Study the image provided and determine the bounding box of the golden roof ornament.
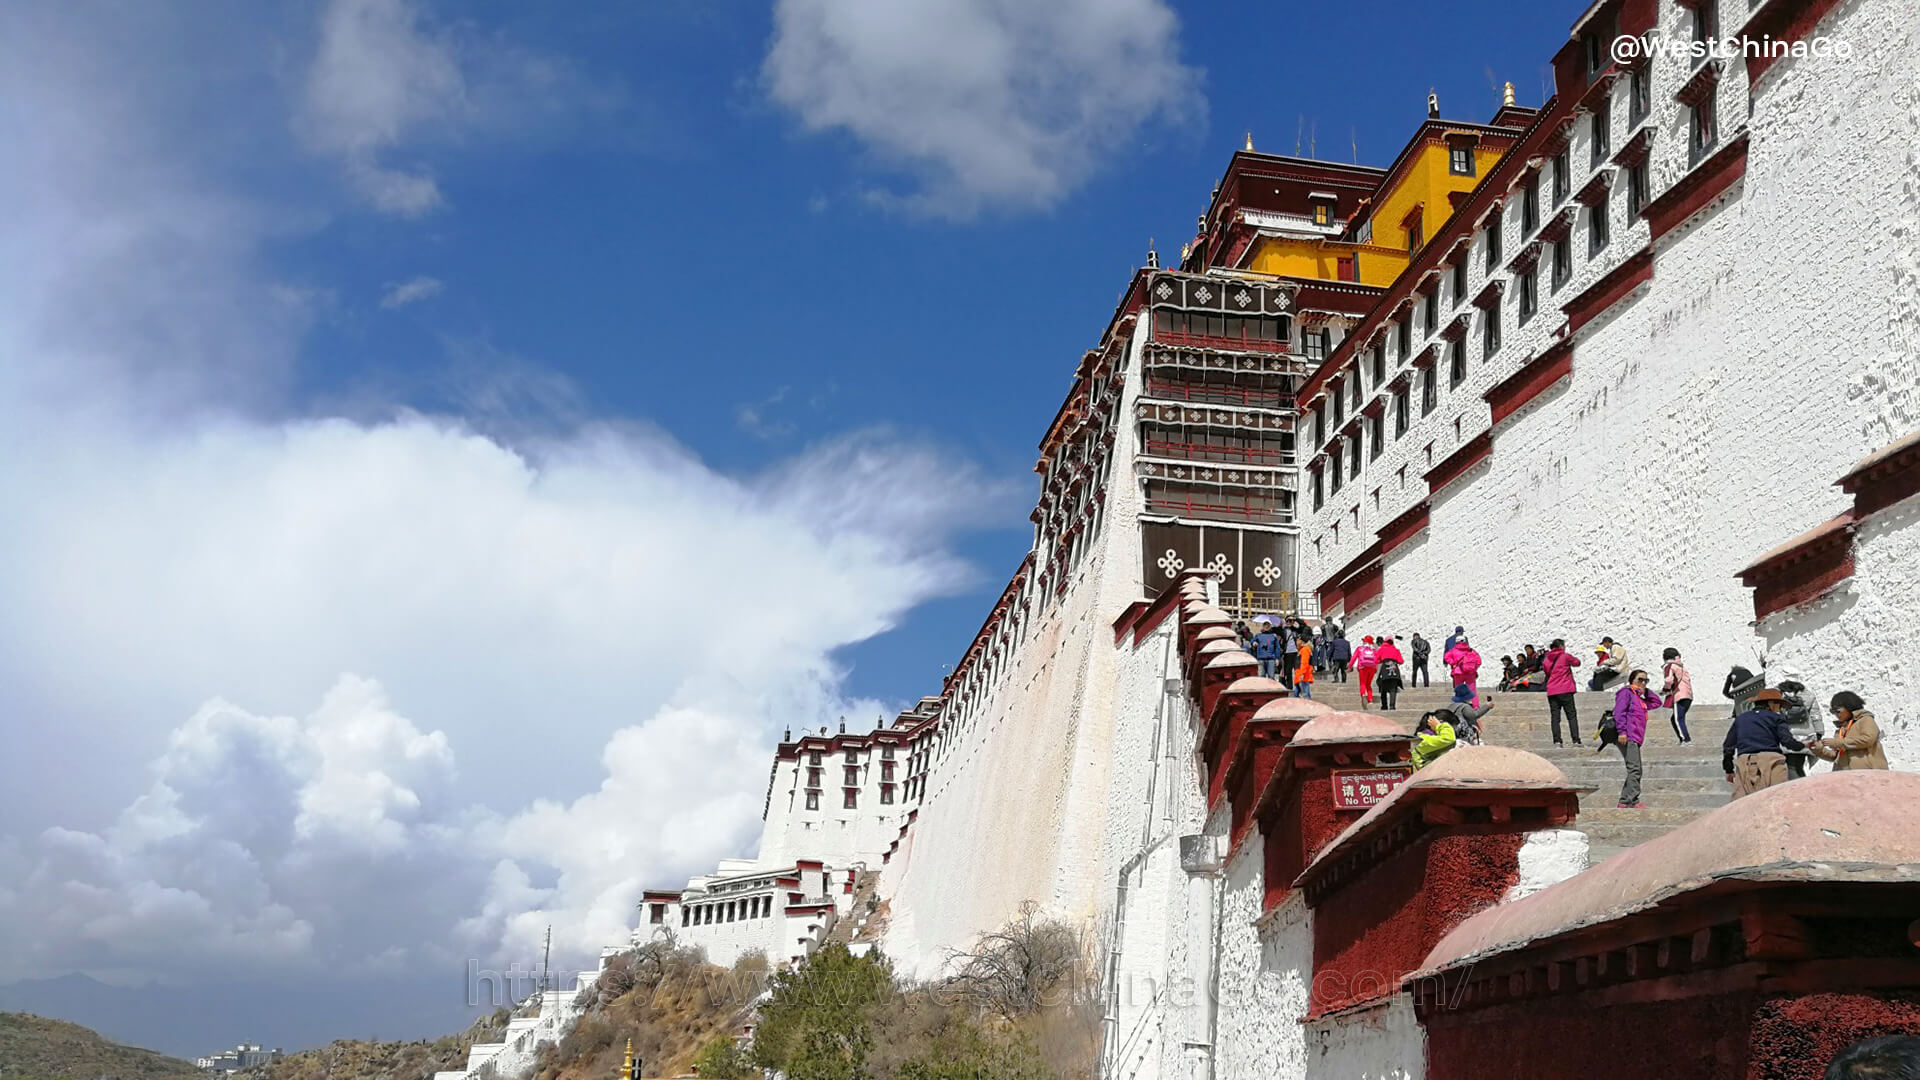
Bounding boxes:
[620,1038,633,1080]
[1503,81,1515,107]
[1244,131,1254,152]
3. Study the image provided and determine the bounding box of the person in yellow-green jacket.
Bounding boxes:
[1413,711,1457,770]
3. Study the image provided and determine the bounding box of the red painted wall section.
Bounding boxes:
[1308,832,1524,1016]
[1645,134,1750,241]
[1749,992,1920,1079]
[1260,771,1347,913]
[1485,339,1575,427]
[1343,561,1386,613]
[1377,501,1431,556]
[1562,246,1653,336]
[1423,431,1494,494]
[1425,991,1758,1080]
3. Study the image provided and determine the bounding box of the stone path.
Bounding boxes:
[1307,680,1731,863]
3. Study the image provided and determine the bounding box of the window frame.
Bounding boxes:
[1590,96,1610,166]
[1393,385,1410,438]
[1484,217,1503,273]
[1588,193,1611,258]
[1482,294,1502,358]
[1449,336,1467,389]
[1420,366,1437,416]
[1519,266,1538,323]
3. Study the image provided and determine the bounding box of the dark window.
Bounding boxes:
[881,761,895,781]
[1331,383,1345,427]
[844,765,859,785]
[1691,3,1716,67]
[1312,465,1325,511]
[1449,144,1473,176]
[808,751,821,766]
[844,748,858,763]
[1397,316,1412,360]
[1452,258,1468,308]
[1423,289,1438,336]
[1349,371,1362,412]
[1482,295,1502,357]
[1690,96,1718,166]
[1348,433,1363,480]
[881,784,895,805]
[1393,386,1410,437]
[1522,174,1539,235]
[1591,97,1610,165]
[1627,161,1650,218]
[844,789,858,809]
[1408,216,1424,253]
[808,767,821,787]
[1629,63,1650,126]
[1421,366,1437,416]
[805,790,819,810]
[681,907,690,927]
[1371,341,1386,384]
[1519,267,1538,323]
[651,904,664,924]
[1449,337,1467,388]
[882,745,894,759]
[1552,240,1572,291]
[1553,150,1570,205]
[1485,219,1502,272]
[1588,195,1611,258]
[1329,450,1344,494]
[1368,412,1384,461]
[1313,403,1326,447]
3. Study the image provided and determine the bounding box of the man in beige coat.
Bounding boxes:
[1812,691,1889,771]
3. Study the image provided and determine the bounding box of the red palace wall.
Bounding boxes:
[1308,832,1524,1016]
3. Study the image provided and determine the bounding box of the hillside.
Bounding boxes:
[240,1009,511,1080]
[0,1011,200,1080]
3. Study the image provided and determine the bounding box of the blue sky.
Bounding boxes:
[0,0,1579,1052]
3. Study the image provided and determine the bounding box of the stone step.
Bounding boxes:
[1578,788,1727,809]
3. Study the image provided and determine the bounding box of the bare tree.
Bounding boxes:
[943,902,1091,1019]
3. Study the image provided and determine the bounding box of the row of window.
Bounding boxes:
[1151,309,1290,344]
[677,894,774,926]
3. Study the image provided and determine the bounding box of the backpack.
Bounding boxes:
[1595,708,1619,750]
[1377,658,1402,686]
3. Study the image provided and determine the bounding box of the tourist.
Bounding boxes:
[1660,647,1694,743]
[1250,620,1284,682]
[1329,631,1352,683]
[1354,635,1380,704]
[1588,637,1629,691]
[1721,688,1808,798]
[1723,665,1765,719]
[1442,685,1493,745]
[1444,624,1465,656]
[1824,1033,1920,1079]
[1375,636,1406,711]
[1412,711,1457,770]
[1612,669,1661,808]
[1409,632,1432,687]
[1312,628,1328,675]
[1541,639,1583,747]
[1812,691,1889,771]
[1293,636,1315,698]
[1443,635,1482,707]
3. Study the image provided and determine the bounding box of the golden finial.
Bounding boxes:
[1503,81,1515,107]
[621,1038,633,1080]
[1179,242,1191,261]
[1244,131,1254,152]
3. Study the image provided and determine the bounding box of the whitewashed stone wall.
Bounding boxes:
[879,318,1155,979]
[1302,0,1919,746]
[1762,494,1920,771]
[439,973,599,1080]
[1214,848,1312,1080]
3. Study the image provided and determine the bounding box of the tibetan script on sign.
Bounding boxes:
[1331,767,1412,810]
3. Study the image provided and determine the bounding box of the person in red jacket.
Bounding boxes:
[1540,638,1584,747]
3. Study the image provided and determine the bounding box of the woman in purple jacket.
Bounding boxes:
[1612,669,1663,808]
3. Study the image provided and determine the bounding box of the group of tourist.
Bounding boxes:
[1309,619,1892,811]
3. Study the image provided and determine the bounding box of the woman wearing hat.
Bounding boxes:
[1354,635,1380,705]
[1811,691,1888,771]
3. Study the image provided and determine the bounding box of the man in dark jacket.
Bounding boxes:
[1328,633,1353,682]
[1409,633,1431,688]
[1722,688,1807,798]
[1250,622,1283,681]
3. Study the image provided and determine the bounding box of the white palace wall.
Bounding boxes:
[1305,0,1920,752]
[879,318,1159,979]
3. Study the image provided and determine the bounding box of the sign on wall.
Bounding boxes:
[1331,766,1412,810]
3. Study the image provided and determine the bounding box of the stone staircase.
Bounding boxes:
[1306,680,1731,863]
[823,868,885,954]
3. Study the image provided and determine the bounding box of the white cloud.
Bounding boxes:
[0,1,1013,1000]
[381,275,444,308]
[298,0,626,217]
[763,0,1203,217]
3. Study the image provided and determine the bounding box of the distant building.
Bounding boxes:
[195,1044,282,1073]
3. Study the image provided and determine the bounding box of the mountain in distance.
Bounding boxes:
[0,974,489,1061]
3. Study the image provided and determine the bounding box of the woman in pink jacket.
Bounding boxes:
[1354,635,1381,705]
[1660,647,1695,743]
[1444,637,1483,708]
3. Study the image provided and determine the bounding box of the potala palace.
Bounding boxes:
[476,0,1920,1076]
